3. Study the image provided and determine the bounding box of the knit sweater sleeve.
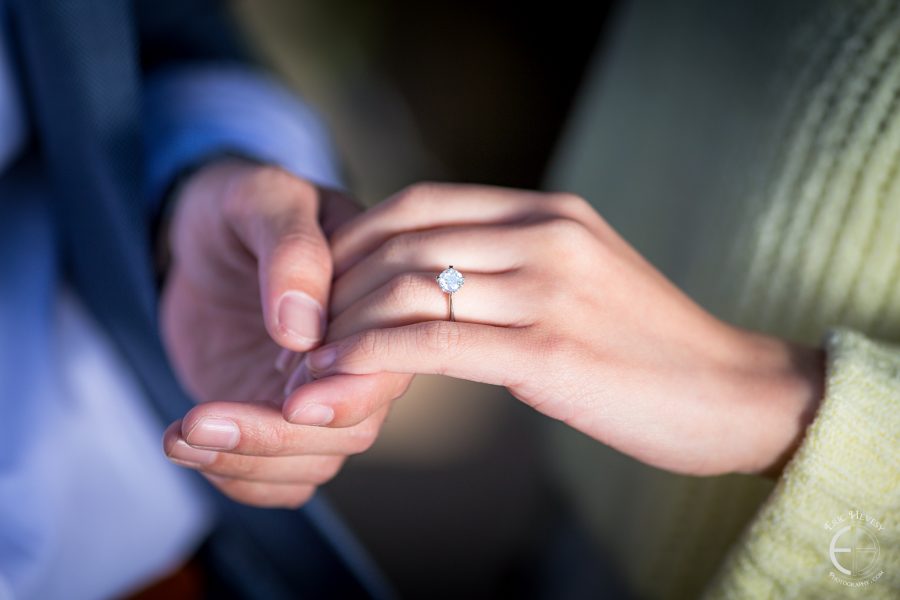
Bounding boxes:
[704,328,899,598]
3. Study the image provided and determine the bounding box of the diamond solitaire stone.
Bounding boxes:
[436,266,464,294]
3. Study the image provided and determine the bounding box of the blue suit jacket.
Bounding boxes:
[6,0,384,597]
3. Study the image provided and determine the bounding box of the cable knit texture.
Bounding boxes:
[547,0,900,597]
[707,329,900,597]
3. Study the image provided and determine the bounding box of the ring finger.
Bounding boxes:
[328,270,531,343]
[331,222,545,316]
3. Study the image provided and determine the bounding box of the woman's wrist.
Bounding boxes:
[722,326,826,477]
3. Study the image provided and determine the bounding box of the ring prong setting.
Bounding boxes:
[436,266,465,294]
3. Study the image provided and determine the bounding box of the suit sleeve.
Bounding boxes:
[137,0,344,207]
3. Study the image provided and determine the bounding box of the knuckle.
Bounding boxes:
[551,191,613,236]
[383,272,426,313]
[543,215,587,240]
[248,420,289,456]
[388,181,440,211]
[273,230,330,269]
[378,233,413,265]
[249,165,308,196]
[386,372,414,398]
[552,191,590,212]
[313,457,345,484]
[354,328,383,361]
[539,217,593,256]
[387,183,419,210]
[419,320,462,353]
[349,432,377,455]
[223,165,304,217]
[253,166,296,194]
[347,419,380,454]
[546,192,597,226]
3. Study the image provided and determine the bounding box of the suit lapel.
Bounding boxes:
[7,1,383,597]
[9,0,171,416]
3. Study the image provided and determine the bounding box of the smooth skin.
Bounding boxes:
[160,159,409,508]
[296,183,825,477]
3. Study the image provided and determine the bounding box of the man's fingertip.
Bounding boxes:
[308,346,339,374]
[286,403,335,426]
[276,291,325,348]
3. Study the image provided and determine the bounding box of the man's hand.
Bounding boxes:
[159,159,408,507]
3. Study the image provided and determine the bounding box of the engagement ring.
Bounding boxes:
[436,266,464,321]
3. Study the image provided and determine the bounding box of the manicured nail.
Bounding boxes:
[186,417,240,450]
[308,346,338,372]
[283,357,311,397]
[167,440,218,466]
[277,291,324,345]
[288,403,335,426]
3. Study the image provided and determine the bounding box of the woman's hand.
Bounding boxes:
[291,183,824,477]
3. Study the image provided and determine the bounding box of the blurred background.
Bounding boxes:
[231,1,614,597]
[234,0,609,203]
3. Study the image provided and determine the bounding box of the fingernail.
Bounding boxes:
[308,346,338,372]
[288,403,335,426]
[283,357,311,397]
[186,417,240,450]
[167,439,218,466]
[277,291,324,345]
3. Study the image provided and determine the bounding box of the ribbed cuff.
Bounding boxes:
[705,328,900,598]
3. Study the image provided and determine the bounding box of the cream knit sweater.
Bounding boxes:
[548,0,899,597]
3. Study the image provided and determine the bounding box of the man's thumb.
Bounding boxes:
[227,169,333,352]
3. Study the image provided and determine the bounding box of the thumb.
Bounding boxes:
[227,168,333,351]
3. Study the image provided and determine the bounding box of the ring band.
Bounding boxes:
[436,265,464,321]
